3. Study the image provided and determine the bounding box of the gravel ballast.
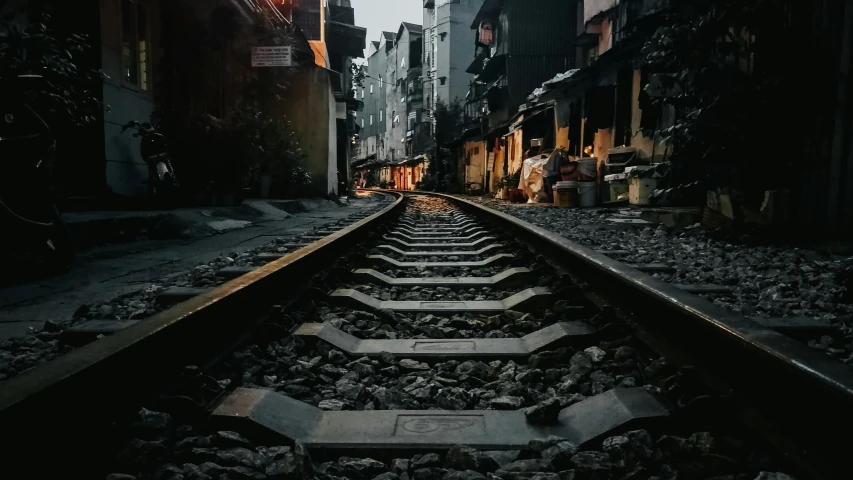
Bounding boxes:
[463,197,853,365]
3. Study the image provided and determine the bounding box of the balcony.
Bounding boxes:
[407,92,424,106]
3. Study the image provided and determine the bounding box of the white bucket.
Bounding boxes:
[579,182,598,207]
[578,158,598,181]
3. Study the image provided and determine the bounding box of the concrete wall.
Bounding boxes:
[385,26,421,162]
[327,79,338,195]
[447,0,482,104]
[358,39,388,161]
[629,70,669,162]
[464,140,487,188]
[278,66,337,196]
[100,0,161,197]
[424,1,483,111]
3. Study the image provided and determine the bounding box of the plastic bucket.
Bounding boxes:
[554,181,579,207]
[579,181,598,207]
[578,158,598,182]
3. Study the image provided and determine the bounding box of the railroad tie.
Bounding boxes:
[376,244,505,257]
[155,287,213,306]
[385,231,492,242]
[352,267,534,289]
[211,387,670,452]
[291,322,595,359]
[630,263,677,274]
[382,236,498,248]
[367,253,515,268]
[328,288,555,314]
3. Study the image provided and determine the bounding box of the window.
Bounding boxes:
[370,84,373,94]
[361,89,365,99]
[379,75,383,88]
[361,119,364,128]
[401,56,406,68]
[440,77,447,86]
[370,114,373,125]
[380,110,383,121]
[440,32,447,41]
[121,0,151,90]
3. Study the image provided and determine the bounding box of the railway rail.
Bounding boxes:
[0,190,851,479]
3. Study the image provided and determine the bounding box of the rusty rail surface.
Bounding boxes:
[0,191,404,470]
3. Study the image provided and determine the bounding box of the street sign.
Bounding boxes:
[252,46,292,67]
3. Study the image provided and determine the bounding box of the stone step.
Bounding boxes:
[383,236,498,249]
[329,287,553,314]
[292,322,595,359]
[211,387,669,452]
[673,284,733,295]
[376,244,505,257]
[62,319,142,345]
[630,264,677,274]
[156,287,213,306]
[367,253,514,268]
[352,267,533,289]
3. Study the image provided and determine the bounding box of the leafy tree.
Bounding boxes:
[635,0,814,194]
[0,5,105,127]
[419,100,463,192]
[350,61,365,96]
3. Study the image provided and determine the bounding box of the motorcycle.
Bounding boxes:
[121,117,179,202]
[0,75,74,272]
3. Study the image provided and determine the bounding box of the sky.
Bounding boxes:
[349,0,424,59]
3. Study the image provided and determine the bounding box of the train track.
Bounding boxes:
[1,191,851,479]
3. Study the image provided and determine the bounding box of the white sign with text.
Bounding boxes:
[252,46,292,67]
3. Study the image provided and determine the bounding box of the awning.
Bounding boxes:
[509,103,550,132]
[335,92,363,111]
[477,54,506,83]
[397,156,426,166]
[510,105,552,133]
[351,153,377,169]
[466,50,489,75]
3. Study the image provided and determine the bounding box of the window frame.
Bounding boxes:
[120,0,152,92]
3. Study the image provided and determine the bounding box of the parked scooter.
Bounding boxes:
[0,75,74,271]
[121,117,179,203]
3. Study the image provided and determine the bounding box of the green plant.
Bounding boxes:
[0,7,105,127]
[635,0,811,192]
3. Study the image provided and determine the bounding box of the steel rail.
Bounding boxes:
[0,191,405,475]
[407,192,853,480]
